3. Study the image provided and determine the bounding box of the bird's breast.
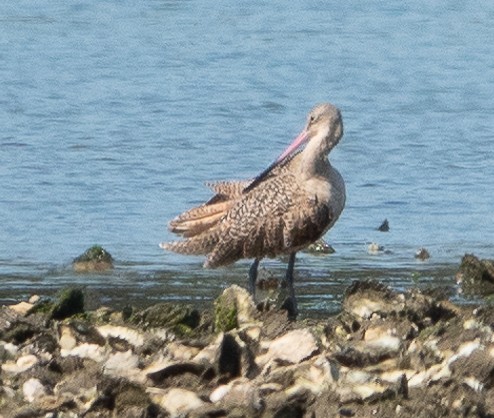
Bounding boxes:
[303,166,346,219]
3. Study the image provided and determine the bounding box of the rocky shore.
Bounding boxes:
[2,257,494,418]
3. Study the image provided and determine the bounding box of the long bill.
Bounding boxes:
[243,129,309,193]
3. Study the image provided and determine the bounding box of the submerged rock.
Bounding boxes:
[377,219,390,232]
[304,238,336,254]
[73,245,114,272]
[415,247,431,260]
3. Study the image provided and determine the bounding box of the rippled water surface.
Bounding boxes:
[1,1,493,314]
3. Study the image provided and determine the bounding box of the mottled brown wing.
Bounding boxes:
[205,180,250,198]
[168,180,250,238]
[204,171,333,267]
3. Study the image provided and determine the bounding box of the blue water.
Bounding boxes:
[1,1,493,312]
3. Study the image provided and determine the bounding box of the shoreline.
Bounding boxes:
[2,269,494,417]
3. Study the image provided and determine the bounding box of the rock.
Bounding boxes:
[257,329,318,366]
[113,380,155,417]
[167,342,201,361]
[343,281,403,319]
[304,238,336,254]
[29,295,41,304]
[217,333,242,379]
[72,245,114,272]
[456,254,494,295]
[377,219,389,232]
[159,387,205,417]
[146,360,211,390]
[415,247,430,260]
[2,354,39,374]
[59,325,77,351]
[367,242,384,254]
[103,350,141,381]
[214,285,258,332]
[210,379,261,411]
[50,288,85,320]
[8,301,34,316]
[2,282,494,417]
[215,332,258,381]
[97,324,145,348]
[61,343,106,362]
[23,378,47,402]
[132,302,200,335]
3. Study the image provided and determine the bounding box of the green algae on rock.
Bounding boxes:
[50,288,85,320]
[131,302,200,336]
[214,285,258,332]
[72,245,114,272]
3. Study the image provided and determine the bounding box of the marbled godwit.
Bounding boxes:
[161,103,346,314]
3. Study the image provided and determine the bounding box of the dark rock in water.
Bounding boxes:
[377,219,389,232]
[304,238,336,254]
[50,288,85,320]
[73,245,114,272]
[415,247,430,260]
[456,254,494,295]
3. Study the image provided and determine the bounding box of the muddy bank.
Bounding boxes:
[2,277,494,417]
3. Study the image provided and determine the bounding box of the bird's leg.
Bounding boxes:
[282,252,298,318]
[248,258,260,299]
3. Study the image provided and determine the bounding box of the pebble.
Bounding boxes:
[23,378,47,402]
[160,388,205,417]
[2,354,39,374]
[8,301,34,316]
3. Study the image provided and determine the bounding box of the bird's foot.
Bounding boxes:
[281,296,298,320]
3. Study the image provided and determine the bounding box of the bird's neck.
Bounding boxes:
[299,135,330,180]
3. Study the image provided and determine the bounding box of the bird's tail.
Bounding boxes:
[168,200,232,238]
[159,229,220,257]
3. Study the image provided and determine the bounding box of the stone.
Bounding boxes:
[131,302,200,335]
[367,242,384,254]
[60,343,106,362]
[214,285,258,332]
[50,288,85,320]
[103,350,141,381]
[377,219,389,232]
[23,378,47,402]
[257,329,318,366]
[415,248,430,260]
[304,238,336,254]
[2,354,38,374]
[72,245,114,272]
[8,301,34,316]
[456,254,494,295]
[159,388,205,417]
[97,324,145,347]
[59,325,77,351]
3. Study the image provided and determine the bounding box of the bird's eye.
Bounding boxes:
[309,115,316,124]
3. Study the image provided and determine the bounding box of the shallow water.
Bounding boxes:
[1,1,493,314]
